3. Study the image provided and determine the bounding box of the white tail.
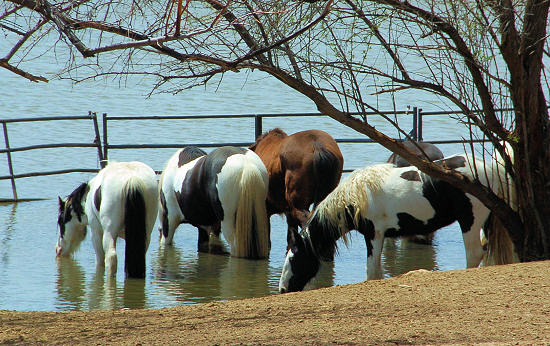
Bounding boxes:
[233,161,270,259]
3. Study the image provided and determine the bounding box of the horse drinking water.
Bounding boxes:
[158,146,270,259]
[279,154,506,292]
[249,128,343,244]
[56,161,158,279]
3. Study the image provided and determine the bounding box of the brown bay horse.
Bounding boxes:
[250,128,344,245]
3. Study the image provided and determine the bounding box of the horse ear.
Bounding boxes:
[287,227,303,251]
[58,197,65,211]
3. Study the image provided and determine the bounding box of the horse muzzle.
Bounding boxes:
[55,243,66,257]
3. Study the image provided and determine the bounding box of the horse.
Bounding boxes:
[249,128,344,245]
[56,161,158,279]
[480,142,519,265]
[387,140,444,245]
[387,140,444,167]
[279,154,510,292]
[158,146,270,259]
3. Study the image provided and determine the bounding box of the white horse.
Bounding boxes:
[158,146,270,259]
[56,161,158,278]
[279,154,511,292]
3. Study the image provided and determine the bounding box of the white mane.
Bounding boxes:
[313,163,393,240]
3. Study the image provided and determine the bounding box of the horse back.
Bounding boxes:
[280,130,343,201]
[388,141,444,167]
[380,159,483,237]
[177,147,251,226]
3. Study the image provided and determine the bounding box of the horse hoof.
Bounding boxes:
[209,244,229,256]
[198,242,210,253]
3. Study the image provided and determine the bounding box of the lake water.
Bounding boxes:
[1,37,473,312]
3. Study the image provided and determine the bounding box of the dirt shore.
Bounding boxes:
[1,260,549,345]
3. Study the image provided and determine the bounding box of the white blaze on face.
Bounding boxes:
[56,210,87,257]
[279,249,295,293]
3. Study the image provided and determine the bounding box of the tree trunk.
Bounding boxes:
[502,0,550,261]
[513,94,550,261]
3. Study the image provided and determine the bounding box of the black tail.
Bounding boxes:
[124,185,147,278]
[312,143,343,206]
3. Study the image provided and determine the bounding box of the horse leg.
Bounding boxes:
[159,189,182,247]
[91,228,106,271]
[284,210,307,249]
[365,232,385,280]
[103,231,118,277]
[197,227,210,253]
[159,211,181,247]
[206,222,228,255]
[460,210,488,268]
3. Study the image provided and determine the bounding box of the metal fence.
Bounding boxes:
[1,107,468,202]
[1,113,103,201]
[101,108,419,163]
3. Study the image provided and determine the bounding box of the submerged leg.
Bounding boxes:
[159,211,181,247]
[159,189,182,247]
[366,232,385,280]
[197,227,210,253]
[207,222,228,255]
[91,229,106,271]
[103,231,118,277]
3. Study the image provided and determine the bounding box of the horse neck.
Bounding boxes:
[305,208,349,261]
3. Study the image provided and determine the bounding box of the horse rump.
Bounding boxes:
[312,142,343,206]
[123,180,147,278]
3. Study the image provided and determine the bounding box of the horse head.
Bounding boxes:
[279,227,320,293]
[56,183,89,257]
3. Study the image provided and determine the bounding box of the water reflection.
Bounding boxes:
[382,238,438,277]
[56,257,148,310]
[218,257,272,299]
[152,246,229,303]
[0,203,17,267]
[123,279,146,309]
[305,261,335,291]
[55,257,86,310]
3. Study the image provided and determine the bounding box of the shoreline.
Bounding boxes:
[2,260,550,344]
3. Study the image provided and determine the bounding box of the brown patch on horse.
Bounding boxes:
[400,171,421,181]
[437,156,466,170]
[94,185,102,212]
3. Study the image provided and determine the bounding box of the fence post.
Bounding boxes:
[90,112,105,168]
[418,108,423,141]
[254,114,263,139]
[102,113,108,163]
[411,107,418,141]
[2,122,18,201]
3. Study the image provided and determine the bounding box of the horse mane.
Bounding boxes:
[66,182,89,221]
[249,128,288,150]
[307,164,392,259]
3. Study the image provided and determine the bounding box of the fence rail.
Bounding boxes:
[1,113,102,201]
[1,107,482,202]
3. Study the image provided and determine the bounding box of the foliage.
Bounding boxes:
[2,0,550,258]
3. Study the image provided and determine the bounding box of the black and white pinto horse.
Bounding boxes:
[158,146,270,259]
[279,154,504,292]
[56,161,158,279]
[387,140,444,245]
